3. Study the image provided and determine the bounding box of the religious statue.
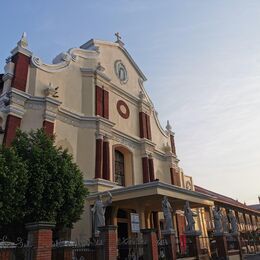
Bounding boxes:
[228,209,238,234]
[184,201,196,232]
[222,213,229,233]
[91,192,112,236]
[213,206,223,233]
[162,196,173,231]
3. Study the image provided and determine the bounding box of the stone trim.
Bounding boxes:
[25,221,56,231]
[87,180,214,203]
[84,178,120,188]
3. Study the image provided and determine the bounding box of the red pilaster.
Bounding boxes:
[148,157,155,181]
[43,120,54,136]
[99,225,117,260]
[3,115,21,147]
[11,52,30,92]
[95,137,103,179]
[170,168,181,187]
[26,222,55,260]
[103,140,110,180]
[142,157,150,183]
[141,229,159,260]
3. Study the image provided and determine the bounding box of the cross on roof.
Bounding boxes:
[115,32,121,42]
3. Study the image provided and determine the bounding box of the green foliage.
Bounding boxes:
[0,146,28,224]
[11,129,88,228]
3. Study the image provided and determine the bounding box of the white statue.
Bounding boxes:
[228,209,238,234]
[162,196,173,231]
[213,206,223,233]
[184,201,196,232]
[91,192,112,236]
[222,213,229,233]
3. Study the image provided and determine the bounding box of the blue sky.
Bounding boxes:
[1,0,260,204]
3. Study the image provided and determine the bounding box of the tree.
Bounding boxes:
[12,129,88,228]
[0,146,28,224]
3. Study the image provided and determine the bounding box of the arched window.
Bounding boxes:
[115,150,125,186]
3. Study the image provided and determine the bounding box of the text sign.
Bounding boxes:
[130,213,140,233]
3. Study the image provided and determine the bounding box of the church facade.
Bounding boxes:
[0,34,259,253]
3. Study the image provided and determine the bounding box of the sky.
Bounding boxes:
[1,0,259,204]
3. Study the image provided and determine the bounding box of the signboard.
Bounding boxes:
[130,213,140,233]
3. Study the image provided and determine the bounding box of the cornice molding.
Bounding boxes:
[84,178,121,190]
[31,48,98,73]
[11,46,32,57]
[81,68,111,82]
[86,180,214,203]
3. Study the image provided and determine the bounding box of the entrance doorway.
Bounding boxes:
[117,222,128,241]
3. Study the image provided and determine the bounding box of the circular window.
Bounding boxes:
[114,60,128,84]
[117,100,130,119]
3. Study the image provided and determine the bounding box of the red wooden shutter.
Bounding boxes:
[148,157,155,181]
[139,112,147,138]
[103,89,109,119]
[142,157,150,183]
[146,114,151,140]
[95,86,103,116]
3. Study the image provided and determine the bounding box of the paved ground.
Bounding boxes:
[243,253,260,259]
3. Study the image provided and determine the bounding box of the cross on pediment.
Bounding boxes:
[114,32,125,47]
[115,32,121,42]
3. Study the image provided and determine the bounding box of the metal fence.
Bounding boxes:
[52,239,102,260]
[0,236,33,260]
[117,237,146,260]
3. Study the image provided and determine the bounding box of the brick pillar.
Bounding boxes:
[26,222,55,260]
[142,157,150,183]
[162,230,177,260]
[185,233,201,258]
[0,242,16,260]
[3,114,21,147]
[213,233,228,259]
[99,225,117,260]
[103,139,110,180]
[141,229,158,260]
[43,120,54,136]
[11,52,30,92]
[148,157,155,181]
[95,135,103,179]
